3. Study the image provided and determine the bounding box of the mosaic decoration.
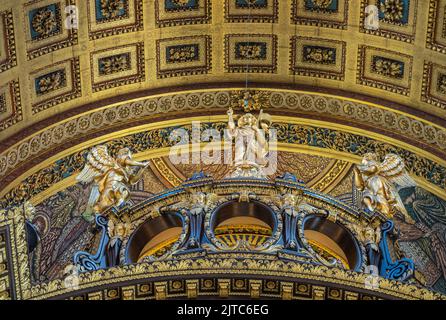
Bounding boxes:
[0,10,17,73]
[91,43,145,92]
[225,0,278,23]
[378,0,409,25]
[225,34,277,73]
[28,3,62,41]
[156,36,211,78]
[359,0,417,43]
[24,0,78,59]
[290,36,346,80]
[163,151,349,194]
[29,167,163,282]
[30,58,82,114]
[357,46,412,96]
[426,0,446,54]
[88,0,143,40]
[1,90,446,190]
[155,0,211,27]
[397,186,446,293]
[0,80,23,132]
[29,184,95,283]
[291,0,349,29]
[421,62,446,111]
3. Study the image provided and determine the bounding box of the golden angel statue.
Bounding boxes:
[353,153,416,218]
[76,145,149,220]
[227,107,272,178]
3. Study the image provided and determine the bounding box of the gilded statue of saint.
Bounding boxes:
[353,153,415,218]
[227,107,272,176]
[77,145,149,220]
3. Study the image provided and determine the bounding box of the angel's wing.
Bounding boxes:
[348,223,364,242]
[378,154,416,189]
[76,145,117,184]
[258,110,272,125]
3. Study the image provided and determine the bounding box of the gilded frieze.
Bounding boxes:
[91,42,145,92]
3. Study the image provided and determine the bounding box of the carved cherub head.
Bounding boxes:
[363,226,376,242]
[280,191,303,208]
[108,217,131,239]
[191,192,206,206]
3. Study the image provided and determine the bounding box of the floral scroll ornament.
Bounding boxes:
[304,47,335,64]
[37,71,66,95]
[31,8,57,37]
[99,54,131,75]
[372,58,403,79]
[438,74,446,95]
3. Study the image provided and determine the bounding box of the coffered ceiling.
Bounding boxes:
[0,0,445,141]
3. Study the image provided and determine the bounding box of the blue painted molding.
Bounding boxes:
[73,215,109,272]
[379,220,414,281]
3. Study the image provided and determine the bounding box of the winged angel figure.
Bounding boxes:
[77,145,149,220]
[353,153,416,218]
